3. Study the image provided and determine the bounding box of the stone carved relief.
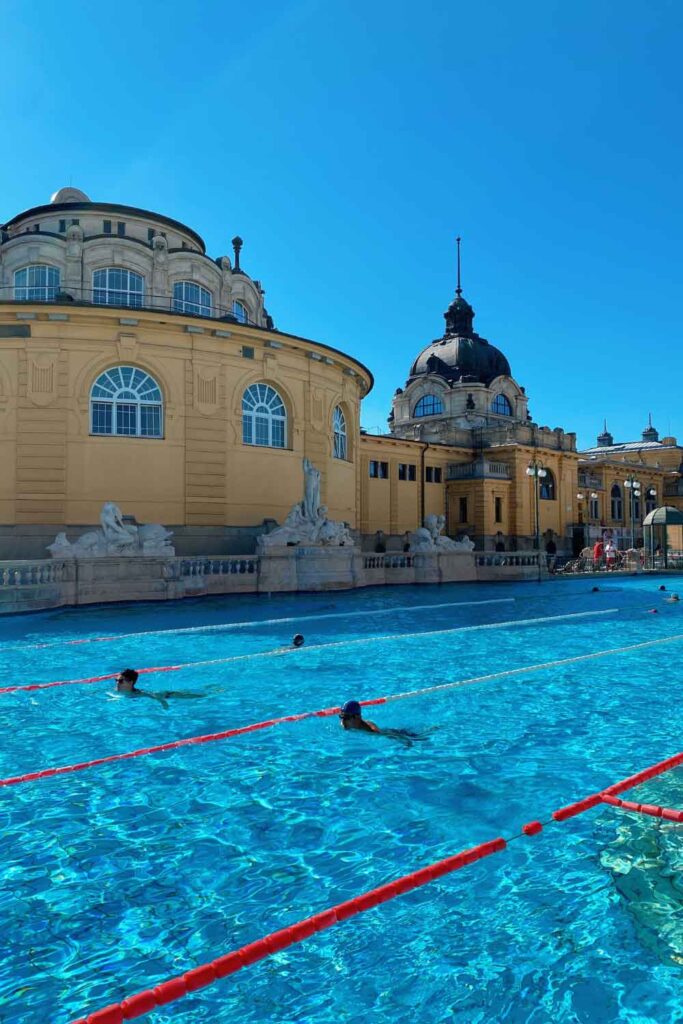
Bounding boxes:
[257,458,354,550]
[47,502,175,558]
[27,353,58,407]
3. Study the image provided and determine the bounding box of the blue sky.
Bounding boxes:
[1,0,681,448]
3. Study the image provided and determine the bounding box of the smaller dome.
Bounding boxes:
[50,187,91,204]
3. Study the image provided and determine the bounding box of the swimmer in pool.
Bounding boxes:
[115,668,205,710]
[339,699,431,746]
[292,634,305,647]
[666,593,680,603]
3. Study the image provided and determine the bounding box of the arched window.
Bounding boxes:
[492,394,512,416]
[414,394,444,418]
[611,484,623,520]
[173,281,212,316]
[232,300,248,324]
[14,265,60,301]
[242,383,286,448]
[333,405,347,460]
[93,268,144,308]
[540,469,556,500]
[90,366,163,437]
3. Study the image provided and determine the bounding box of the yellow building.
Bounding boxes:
[2,186,679,562]
[0,188,371,557]
[576,420,683,550]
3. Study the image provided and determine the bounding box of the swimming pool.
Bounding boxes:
[2,577,683,1023]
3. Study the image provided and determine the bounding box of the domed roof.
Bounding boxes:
[50,186,91,204]
[408,290,511,386]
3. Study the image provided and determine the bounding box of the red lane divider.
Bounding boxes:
[70,837,508,1024]
[68,752,683,1023]
[0,699,389,789]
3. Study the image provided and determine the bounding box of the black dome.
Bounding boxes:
[409,292,511,386]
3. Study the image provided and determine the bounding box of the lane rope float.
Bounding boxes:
[72,753,682,1024]
[3,627,683,789]
[0,597,517,652]
[0,607,619,696]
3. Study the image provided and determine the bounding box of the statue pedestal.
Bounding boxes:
[257,545,363,593]
[413,551,476,584]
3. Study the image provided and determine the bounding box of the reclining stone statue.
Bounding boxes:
[409,514,475,553]
[47,502,175,558]
[258,458,355,550]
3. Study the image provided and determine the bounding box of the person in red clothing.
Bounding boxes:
[593,540,604,569]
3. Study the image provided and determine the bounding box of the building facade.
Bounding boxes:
[0,188,371,557]
[1,187,679,561]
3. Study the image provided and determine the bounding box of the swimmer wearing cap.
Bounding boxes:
[339,699,381,733]
[666,593,680,603]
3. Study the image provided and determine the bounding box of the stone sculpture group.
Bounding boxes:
[47,502,175,558]
[409,514,475,553]
[257,458,354,549]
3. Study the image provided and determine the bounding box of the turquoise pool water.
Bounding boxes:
[2,577,683,1023]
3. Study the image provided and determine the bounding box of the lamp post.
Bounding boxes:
[526,459,547,580]
[624,476,641,549]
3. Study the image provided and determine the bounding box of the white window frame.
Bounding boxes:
[173,281,212,316]
[232,300,248,324]
[242,383,287,448]
[492,393,512,416]
[92,268,144,308]
[90,366,163,438]
[14,264,61,301]
[414,394,444,418]
[333,405,348,460]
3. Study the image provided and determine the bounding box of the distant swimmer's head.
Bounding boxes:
[340,699,362,722]
[648,608,659,614]
[292,634,305,648]
[659,585,667,591]
[668,594,680,603]
[591,586,600,593]
[116,667,139,692]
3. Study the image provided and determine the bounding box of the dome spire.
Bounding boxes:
[456,235,462,297]
[642,412,659,443]
[444,235,474,337]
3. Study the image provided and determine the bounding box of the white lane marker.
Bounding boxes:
[0,598,516,652]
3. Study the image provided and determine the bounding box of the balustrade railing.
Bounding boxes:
[178,556,259,577]
[363,554,414,570]
[0,560,66,586]
[476,554,539,568]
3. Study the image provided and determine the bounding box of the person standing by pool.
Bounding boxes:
[593,539,604,569]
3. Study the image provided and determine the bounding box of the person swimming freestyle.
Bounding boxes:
[339,699,432,746]
[115,668,205,710]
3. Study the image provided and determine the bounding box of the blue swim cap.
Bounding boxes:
[341,700,362,717]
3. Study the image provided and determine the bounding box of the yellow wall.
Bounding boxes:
[0,304,370,528]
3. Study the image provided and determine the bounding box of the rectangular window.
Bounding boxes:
[459,497,468,523]
[33,224,40,232]
[495,497,503,523]
[434,467,442,483]
[91,402,112,435]
[425,466,433,483]
[103,220,112,234]
[379,461,388,479]
[589,497,599,519]
[408,464,416,481]
[399,463,407,481]
[71,219,79,226]
[59,219,66,233]
[148,228,156,241]
[117,221,125,236]
[140,406,162,437]
[116,403,137,436]
[241,346,254,359]
[369,461,389,479]
[369,461,379,478]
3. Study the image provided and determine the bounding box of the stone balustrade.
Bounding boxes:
[0,560,67,586]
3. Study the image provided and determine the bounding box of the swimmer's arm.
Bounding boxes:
[138,689,170,710]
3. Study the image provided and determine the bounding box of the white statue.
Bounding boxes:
[47,503,175,558]
[409,515,475,553]
[257,458,356,550]
[303,458,321,523]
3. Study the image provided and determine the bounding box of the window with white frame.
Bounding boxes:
[414,394,444,417]
[14,265,60,301]
[242,383,286,448]
[232,300,248,323]
[589,495,600,519]
[90,366,163,438]
[540,469,556,500]
[492,393,512,416]
[92,268,144,308]
[173,281,212,316]
[333,405,347,459]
